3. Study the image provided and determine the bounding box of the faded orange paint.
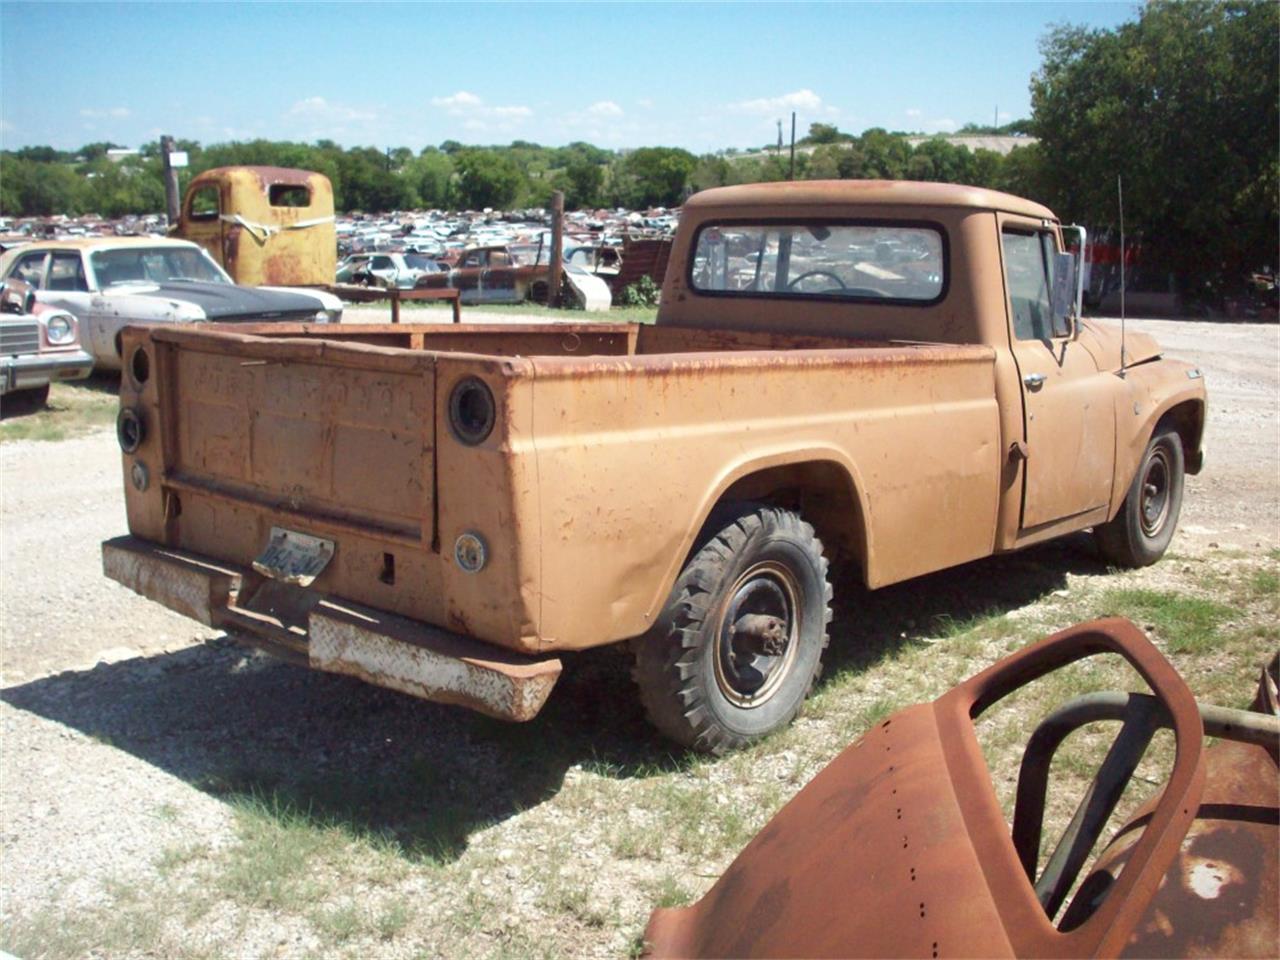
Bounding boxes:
[107,181,1207,720]
[173,166,336,287]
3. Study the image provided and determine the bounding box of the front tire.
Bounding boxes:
[1094,427,1185,567]
[633,505,832,754]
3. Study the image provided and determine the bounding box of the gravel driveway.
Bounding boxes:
[1,316,1276,949]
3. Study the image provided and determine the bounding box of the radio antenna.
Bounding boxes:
[1118,175,1127,376]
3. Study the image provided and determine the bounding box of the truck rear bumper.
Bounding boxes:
[101,535,561,722]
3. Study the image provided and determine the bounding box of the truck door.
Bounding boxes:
[483,248,519,302]
[454,249,486,303]
[182,183,225,270]
[1001,218,1115,530]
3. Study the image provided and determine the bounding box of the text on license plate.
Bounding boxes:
[252,527,335,587]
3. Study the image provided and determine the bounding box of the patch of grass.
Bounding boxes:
[0,886,166,960]
[1099,587,1234,653]
[312,902,367,943]
[1247,567,1279,598]
[0,375,118,443]
[375,900,413,941]
[216,792,338,909]
[648,872,694,909]
[155,841,210,877]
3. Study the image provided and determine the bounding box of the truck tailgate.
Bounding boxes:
[154,328,434,545]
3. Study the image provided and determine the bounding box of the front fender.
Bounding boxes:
[1108,359,1207,520]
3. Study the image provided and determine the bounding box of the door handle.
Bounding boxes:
[1023,373,1046,390]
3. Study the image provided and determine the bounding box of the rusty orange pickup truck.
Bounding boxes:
[102,181,1207,753]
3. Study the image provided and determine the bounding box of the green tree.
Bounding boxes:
[615,147,697,207]
[563,158,603,209]
[453,149,524,209]
[804,122,843,145]
[1032,0,1279,296]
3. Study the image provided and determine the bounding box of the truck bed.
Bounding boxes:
[115,321,998,656]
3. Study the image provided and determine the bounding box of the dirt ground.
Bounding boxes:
[0,316,1276,953]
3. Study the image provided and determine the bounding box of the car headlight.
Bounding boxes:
[46,314,75,345]
[312,308,341,324]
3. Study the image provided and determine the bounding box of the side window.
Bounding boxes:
[1003,230,1054,341]
[187,185,220,222]
[268,184,311,208]
[370,256,393,271]
[489,250,511,267]
[11,252,48,288]
[47,253,89,292]
[460,251,485,269]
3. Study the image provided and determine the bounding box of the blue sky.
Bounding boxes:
[2,2,1138,153]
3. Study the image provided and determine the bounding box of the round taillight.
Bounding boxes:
[448,377,495,446]
[117,407,145,453]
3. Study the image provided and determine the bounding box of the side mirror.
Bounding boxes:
[1061,224,1088,335]
[1051,251,1079,338]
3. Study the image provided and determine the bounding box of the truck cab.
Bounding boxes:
[174,166,336,287]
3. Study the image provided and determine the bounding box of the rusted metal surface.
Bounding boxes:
[174,166,336,287]
[101,535,561,721]
[415,244,552,305]
[310,602,561,722]
[106,182,1206,727]
[1060,655,1280,958]
[644,619,1270,958]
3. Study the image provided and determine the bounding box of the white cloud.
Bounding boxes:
[80,106,131,120]
[923,117,958,133]
[587,100,623,117]
[637,98,654,110]
[430,90,531,130]
[288,96,377,123]
[905,108,922,119]
[431,91,483,111]
[728,89,836,117]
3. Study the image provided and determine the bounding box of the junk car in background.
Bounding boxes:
[0,238,342,370]
[0,278,93,411]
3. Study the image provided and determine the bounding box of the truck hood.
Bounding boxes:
[1078,318,1161,371]
[105,280,323,320]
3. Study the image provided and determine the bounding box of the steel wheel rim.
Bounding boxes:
[1140,448,1172,537]
[712,561,801,708]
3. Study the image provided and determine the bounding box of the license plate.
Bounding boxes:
[252,527,335,586]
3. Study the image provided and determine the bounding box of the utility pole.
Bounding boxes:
[160,135,181,225]
[549,190,564,308]
[788,111,797,180]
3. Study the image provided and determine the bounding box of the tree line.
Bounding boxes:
[1,1,1274,297]
[0,133,1044,218]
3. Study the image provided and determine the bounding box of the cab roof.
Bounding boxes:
[684,180,1057,220]
[9,237,199,252]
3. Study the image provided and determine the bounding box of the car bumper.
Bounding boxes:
[101,535,562,722]
[1,349,95,394]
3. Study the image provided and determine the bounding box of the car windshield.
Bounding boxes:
[690,222,945,302]
[509,244,549,266]
[90,247,229,287]
[404,254,438,272]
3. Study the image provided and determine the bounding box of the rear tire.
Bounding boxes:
[1094,427,1185,567]
[633,505,832,754]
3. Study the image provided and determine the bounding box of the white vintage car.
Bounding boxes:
[0,238,343,370]
[0,278,93,410]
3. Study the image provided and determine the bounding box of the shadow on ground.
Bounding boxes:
[1,533,1107,861]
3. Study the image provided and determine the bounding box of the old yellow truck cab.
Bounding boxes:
[173,166,336,287]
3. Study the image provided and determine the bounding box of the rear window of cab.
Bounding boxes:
[689,221,947,305]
